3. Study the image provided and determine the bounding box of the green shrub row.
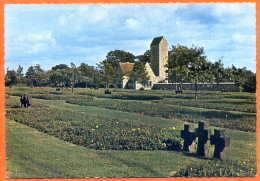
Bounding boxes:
[77,92,162,100]
[5,96,182,151]
[5,87,256,132]
[66,98,256,132]
[174,159,256,177]
[154,98,256,113]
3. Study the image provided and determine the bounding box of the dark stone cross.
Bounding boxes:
[181,124,196,152]
[20,94,32,108]
[210,129,230,159]
[195,121,211,157]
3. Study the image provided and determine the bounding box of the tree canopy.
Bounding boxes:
[5,46,255,92]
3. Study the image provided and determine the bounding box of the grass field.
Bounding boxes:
[5,87,257,177]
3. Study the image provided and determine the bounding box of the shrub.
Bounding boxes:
[5,98,182,151]
[173,159,256,177]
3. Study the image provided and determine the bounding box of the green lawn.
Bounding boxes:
[6,118,211,178]
[5,87,257,177]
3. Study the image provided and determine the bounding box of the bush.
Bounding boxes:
[5,97,182,151]
[66,98,256,132]
[174,159,256,177]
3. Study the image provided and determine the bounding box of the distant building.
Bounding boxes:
[118,36,239,91]
[118,36,168,89]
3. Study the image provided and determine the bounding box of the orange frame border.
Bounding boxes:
[0,0,258,181]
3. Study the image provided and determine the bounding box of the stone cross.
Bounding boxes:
[20,94,32,108]
[181,124,196,152]
[195,121,211,157]
[210,129,230,159]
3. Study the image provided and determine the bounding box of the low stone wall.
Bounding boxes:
[153,83,240,92]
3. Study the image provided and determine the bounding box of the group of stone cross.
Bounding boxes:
[20,94,32,108]
[181,121,230,159]
[105,89,112,94]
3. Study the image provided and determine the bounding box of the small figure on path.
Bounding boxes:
[210,129,230,159]
[181,124,196,152]
[195,121,211,157]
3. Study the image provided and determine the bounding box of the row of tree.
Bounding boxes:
[167,45,256,96]
[5,50,149,91]
[5,45,256,93]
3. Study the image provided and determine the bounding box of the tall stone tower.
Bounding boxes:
[150,36,168,81]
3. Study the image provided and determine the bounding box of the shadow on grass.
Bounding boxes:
[181,152,213,160]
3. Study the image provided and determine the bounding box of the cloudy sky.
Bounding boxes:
[4,3,256,73]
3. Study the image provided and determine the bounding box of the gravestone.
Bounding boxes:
[195,121,211,157]
[26,96,32,108]
[175,87,183,94]
[210,129,230,159]
[181,124,196,152]
[105,89,111,94]
[20,94,32,108]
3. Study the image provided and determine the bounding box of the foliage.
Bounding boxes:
[5,96,182,151]
[5,87,257,177]
[129,62,150,88]
[51,64,69,71]
[16,65,24,78]
[243,74,256,93]
[5,87,256,132]
[97,60,123,89]
[5,45,255,93]
[174,159,256,177]
[25,64,45,86]
[167,45,212,98]
[155,98,256,113]
[106,50,135,65]
[77,63,102,87]
[167,45,190,87]
[66,97,256,132]
[7,116,255,178]
[136,50,151,63]
[5,70,18,86]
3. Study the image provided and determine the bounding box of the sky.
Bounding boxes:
[4,3,256,73]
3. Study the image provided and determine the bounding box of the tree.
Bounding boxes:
[16,65,24,78]
[230,65,246,92]
[186,46,210,99]
[97,50,135,89]
[167,45,190,90]
[25,64,45,86]
[70,63,81,93]
[35,71,49,86]
[25,66,36,86]
[49,69,64,87]
[51,64,69,71]
[242,72,256,92]
[229,65,256,92]
[136,50,151,63]
[16,65,24,86]
[34,64,44,73]
[167,45,210,99]
[129,62,150,89]
[97,59,123,89]
[5,70,18,86]
[106,50,135,66]
[77,63,102,87]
